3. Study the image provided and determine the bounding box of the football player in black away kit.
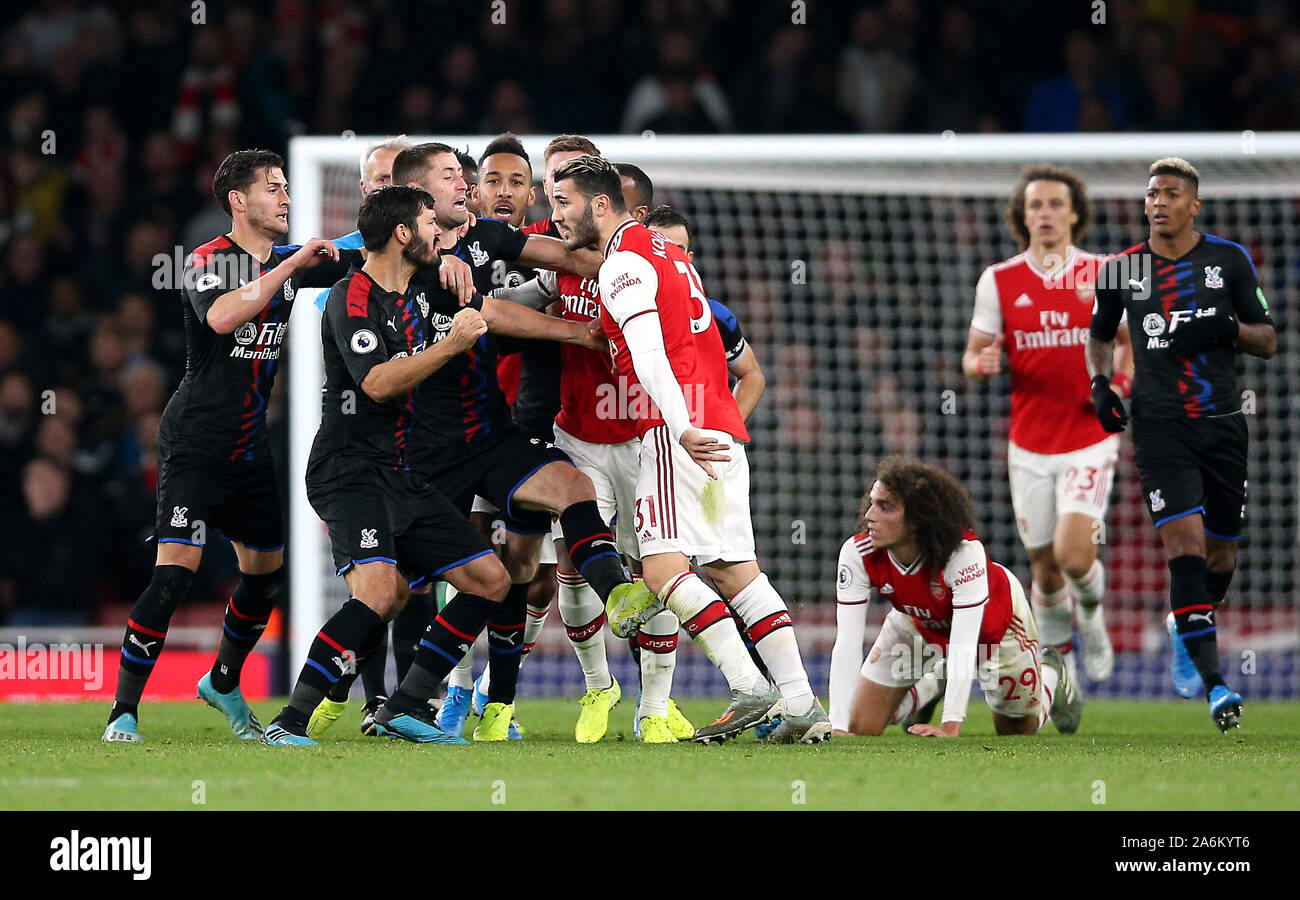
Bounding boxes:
[102,150,364,743]
[1088,157,1276,732]
[384,142,645,741]
[261,185,614,745]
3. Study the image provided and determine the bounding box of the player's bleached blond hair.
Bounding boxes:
[1149,157,1200,194]
[360,135,413,178]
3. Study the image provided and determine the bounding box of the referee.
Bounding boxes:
[1088,157,1276,732]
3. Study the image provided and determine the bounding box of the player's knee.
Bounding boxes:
[1055,545,1095,581]
[505,555,538,584]
[142,564,195,614]
[558,466,597,507]
[475,560,512,603]
[526,569,556,608]
[992,714,1036,736]
[847,712,885,736]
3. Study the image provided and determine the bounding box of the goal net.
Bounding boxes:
[288,133,1298,701]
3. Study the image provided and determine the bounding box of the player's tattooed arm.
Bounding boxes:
[1235,320,1277,360]
[1228,245,1276,360]
[518,234,604,277]
[479,295,604,352]
[1085,336,1114,380]
[1234,321,1276,359]
[360,308,487,402]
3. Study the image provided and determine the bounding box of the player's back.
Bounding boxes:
[601,220,748,442]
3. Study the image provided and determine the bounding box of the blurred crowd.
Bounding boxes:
[3,0,1300,622]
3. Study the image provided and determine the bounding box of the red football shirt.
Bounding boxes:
[597,219,749,442]
[854,528,1014,649]
[970,248,1110,454]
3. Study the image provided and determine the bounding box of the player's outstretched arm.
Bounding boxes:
[361,308,486,402]
[204,237,338,333]
[479,295,603,351]
[518,234,603,277]
[487,272,556,311]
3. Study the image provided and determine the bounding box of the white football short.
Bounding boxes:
[633,425,755,564]
[860,568,1046,720]
[1007,435,1119,550]
[549,424,641,560]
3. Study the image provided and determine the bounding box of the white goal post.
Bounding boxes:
[286,132,1300,695]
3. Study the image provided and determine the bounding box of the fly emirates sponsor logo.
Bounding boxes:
[1011,310,1088,352]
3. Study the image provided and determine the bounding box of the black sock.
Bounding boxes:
[627,637,643,692]
[388,592,496,715]
[111,565,193,722]
[209,567,284,693]
[358,629,390,700]
[326,622,388,702]
[393,590,434,683]
[1206,568,1234,607]
[1169,555,1225,691]
[559,500,627,600]
[486,584,530,704]
[285,599,382,720]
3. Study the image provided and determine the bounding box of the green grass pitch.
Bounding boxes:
[3,699,1298,810]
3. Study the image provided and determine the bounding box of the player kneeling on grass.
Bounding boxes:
[832,459,1081,738]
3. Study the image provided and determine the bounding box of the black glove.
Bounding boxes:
[1091,375,1128,433]
[1169,311,1238,358]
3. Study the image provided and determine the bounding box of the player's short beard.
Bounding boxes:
[567,205,600,250]
[403,231,438,268]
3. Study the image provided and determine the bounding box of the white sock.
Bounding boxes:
[522,601,550,661]
[442,583,477,690]
[636,608,679,718]
[448,645,476,690]
[1038,658,1061,733]
[889,671,942,725]
[557,569,611,692]
[1031,583,1074,649]
[662,572,765,694]
[726,573,815,716]
[1068,560,1106,615]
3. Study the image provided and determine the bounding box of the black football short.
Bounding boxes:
[153,444,285,552]
[410,425,573,534]
[1131,412,1249,540]
[307,460,494,589]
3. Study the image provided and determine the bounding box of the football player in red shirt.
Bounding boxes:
[831,458,1082,737]
[551,155,828,744]
[962,165,1133,686]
